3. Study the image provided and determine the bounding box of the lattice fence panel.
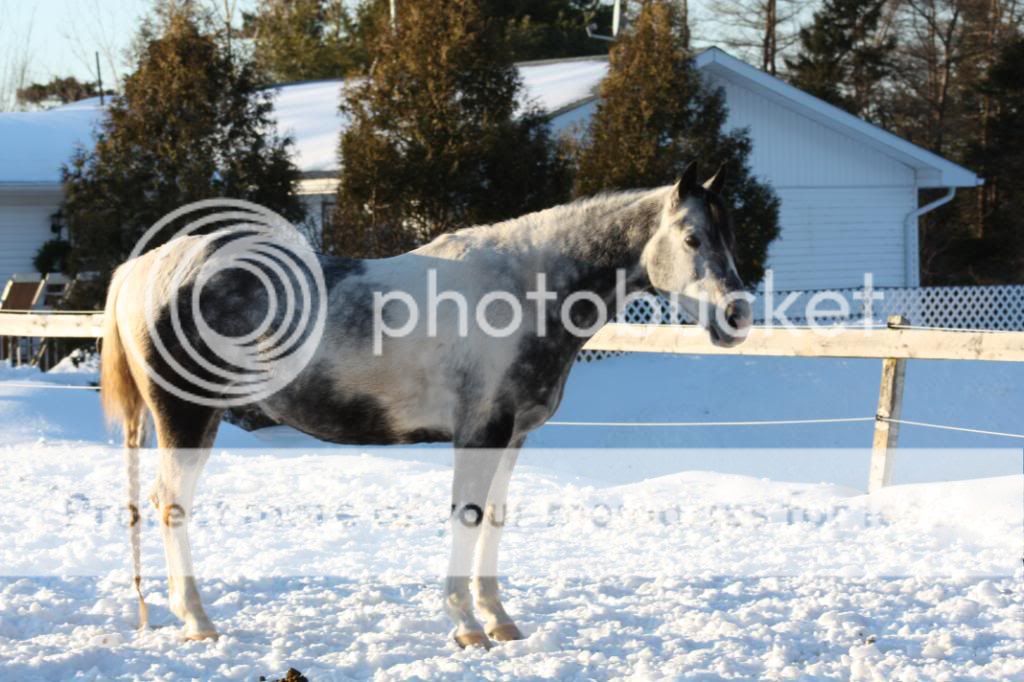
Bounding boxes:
[577,284,1024,361]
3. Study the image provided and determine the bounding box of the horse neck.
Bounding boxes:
[498,189,664,302]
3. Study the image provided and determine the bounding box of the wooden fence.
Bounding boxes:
[2,311,1022,492]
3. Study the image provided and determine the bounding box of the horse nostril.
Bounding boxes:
[725,301,750,330]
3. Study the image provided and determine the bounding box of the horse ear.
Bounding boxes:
[703,164,726,194]
[675,161,699,199]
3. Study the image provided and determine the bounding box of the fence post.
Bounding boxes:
[868,315,909,493]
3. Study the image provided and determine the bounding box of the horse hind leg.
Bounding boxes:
[149,397,222,640]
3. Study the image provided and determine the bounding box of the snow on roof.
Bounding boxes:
[0,99,105,184]
[0,51,978,188]
[271,57,609,174]
[0,58,610,185]
[268,80,347,175]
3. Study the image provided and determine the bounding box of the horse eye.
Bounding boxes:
[685,235,701,249]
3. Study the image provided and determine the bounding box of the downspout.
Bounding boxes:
[904,187,956,287]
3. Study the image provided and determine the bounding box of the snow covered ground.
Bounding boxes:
[0,353,1021,680]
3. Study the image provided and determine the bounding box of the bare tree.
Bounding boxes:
[0,2,35,111]
[206,0,241,54]
[61,0,134,94]
[706,0,804,74]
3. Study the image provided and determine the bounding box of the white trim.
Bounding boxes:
[297,177,340,196]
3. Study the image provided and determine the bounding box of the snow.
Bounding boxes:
[519,59,608,114]
[0,352,1021,680]
[0,59,609,186]
[0,102,104,183]
[267,82,347,175]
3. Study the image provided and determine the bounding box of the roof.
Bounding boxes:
[539,48,980,189]
[693,48,980,188]
[0,99,104,185]
[0,50,978,188]
[0,58,610,186]
[272,57,610,174]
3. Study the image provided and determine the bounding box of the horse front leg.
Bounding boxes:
[472,442,523,642]
[446,440,509,648]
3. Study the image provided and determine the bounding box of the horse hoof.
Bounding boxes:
[454,631,491,649]
[488,623,525,642]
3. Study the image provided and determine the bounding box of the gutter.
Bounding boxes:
[904,187,956,287]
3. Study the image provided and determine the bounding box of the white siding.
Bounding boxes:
[707,74,915,188]
[703,73,918,290]
[0,188,62,288]
[767,187,915,289]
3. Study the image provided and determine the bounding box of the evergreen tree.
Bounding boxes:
[244,0,386,81]
[573,0,780,286]
[16,76,114,109]
[484,1,612,61]
[946,35,1024,283]
[330,0,570,257]
[60,6,303,305]
[785,0,895,121]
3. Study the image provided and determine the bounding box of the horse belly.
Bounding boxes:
[258,359,455,445]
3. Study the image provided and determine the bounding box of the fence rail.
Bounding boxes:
[2,311,1022,493]
[584,323,1024,362]
[0,311,104,338]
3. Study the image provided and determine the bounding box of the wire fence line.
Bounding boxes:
[549,417,1024,440]
[546,417,875,427]
[3,377,1023,441]
[879,417,1024,441]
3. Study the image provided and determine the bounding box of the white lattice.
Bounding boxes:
[578,284,1024,361]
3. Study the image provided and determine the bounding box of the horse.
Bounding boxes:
[100,161,752,647]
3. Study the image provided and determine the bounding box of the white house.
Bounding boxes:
[0,48,980,295]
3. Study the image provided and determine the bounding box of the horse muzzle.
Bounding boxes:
[708,299,752,348]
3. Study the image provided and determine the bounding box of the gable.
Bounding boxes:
[706,73,915,189]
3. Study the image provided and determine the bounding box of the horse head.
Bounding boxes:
[641,161,753,347]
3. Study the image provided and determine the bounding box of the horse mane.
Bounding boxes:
[442,187,663,243]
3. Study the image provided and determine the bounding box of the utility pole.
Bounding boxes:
[95,52,104,105]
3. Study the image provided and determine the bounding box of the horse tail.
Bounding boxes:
[100,265,150,629]
[100,266,143,429]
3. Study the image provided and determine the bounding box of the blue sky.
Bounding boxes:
[1,0,256,85]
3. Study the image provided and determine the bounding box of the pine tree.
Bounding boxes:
[785,0,895,121]
[16,76,113,109]
[484,1,612,61]
[573,0,780,286]
[330,0,570,257]
[244,0,385,81]
[952,35,1024,283]
[60,6,303,305]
